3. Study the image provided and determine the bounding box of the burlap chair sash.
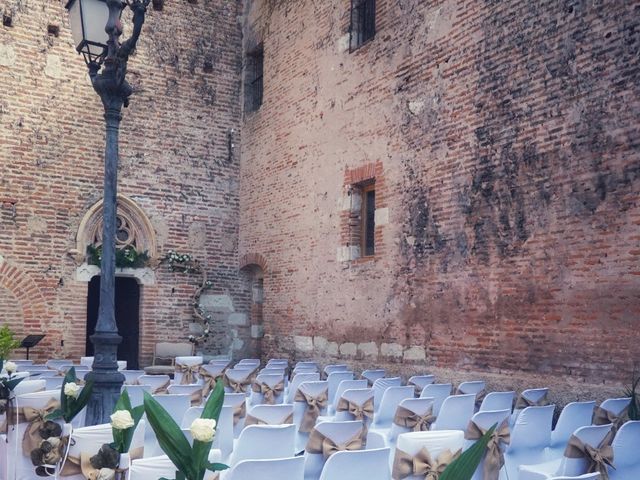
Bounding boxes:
[224,373,252,394]
[189,388,203,407]
[564,431,614,480]
[244,411,293,427]
[61,447,143,479]
[306,426,364,459]
[336,396,374,422]
[294,388,328,433]
[456,388,486,409]
[409,381,424,397]
[464,419,510,480]
[393,405,436,432]
[251,379,285,405]
[392,447,461,480]
[514,392,549,409]
[232,401,246,426]
[198,367,224,397]
[176,363,201,385]
[151,379,170,395]
[593,405,628,431]
[6,398,60,456]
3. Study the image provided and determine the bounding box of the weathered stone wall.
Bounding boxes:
[0,0,249,363]
[239,0,640,400]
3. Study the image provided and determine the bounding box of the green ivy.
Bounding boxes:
[87,244,150,269]
[0,325,20,359]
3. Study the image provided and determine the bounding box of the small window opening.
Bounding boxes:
[47,24,59,37]
[245,45,264,113]
[3,15,13,27]
[349,0,376,51]
[152,0,164,11]
[360,182,376,256]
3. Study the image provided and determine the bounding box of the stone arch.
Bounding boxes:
[0,258,48,334]
[239,253,267,354]
[239,252,268,272]
[74,195,157,263]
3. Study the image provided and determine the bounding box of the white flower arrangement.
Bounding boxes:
[64,382,81,399]
[110,410,135,430]
[189,418,216,442]
[3,361,17,374]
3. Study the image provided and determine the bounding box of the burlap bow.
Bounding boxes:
[465,419,510,480]
[232,401,246,426]
[392,447,461,480]
[251,380,285,405]
[176,363,201,385]
[393,405,436,432]
[294,388,328,432]
[336,396,374,422]
[409,381,425,397]
[150,379,170,395]
[564,431,614,480]
[244,411,293,427]
[306,426,364,459]
[199,368,224,397]
[7,398,61,456]
[593,405,628,432]
[514,391,549,409]
[224,373,251,393]
[456,388,486,409]
[61,447,143,479]
[190,388,204,407]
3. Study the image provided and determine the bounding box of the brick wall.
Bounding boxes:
[239,0,640,399]
[0,0,250,364]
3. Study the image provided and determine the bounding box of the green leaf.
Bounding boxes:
[440,424,497,480]
[176,472,186,480]
[206,462,229,472]
[66,378,94,423]
[5,376,25,390]
[143,391,195,479]
[44,408,64,421]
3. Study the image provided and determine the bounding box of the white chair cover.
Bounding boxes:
[250,373,286,406]
[325,379,367,416]
[223,392,248,438]
[174,355,204,385]
[319,447,391,480]
[550,401,596,450]
[361,369,386,386]
[137,374,171,393]
[121,369,145,385]
[287,372,321,403]
[432,394,475,431]
[225,456,304,480]
[129,450,222,480]
[372,386,414,429]
[479,391,515,412]
[609,420,640,479]
[247,404,294,425]
[228,424,296,466]
[465,409,511,480]
[394,430,465,480]
[419,383,452,416]
[407,375,435,395]
[326,371,354,410]
[304,420,364,480]
[373,378,402,413]
[121,384,151,407]
[323,364,350,378]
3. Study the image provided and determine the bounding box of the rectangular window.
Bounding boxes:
[349,0,376,52]
[245,45,264,113]
[361,183,376,256]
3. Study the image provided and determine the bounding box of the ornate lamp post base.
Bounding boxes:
[86,332,124,425]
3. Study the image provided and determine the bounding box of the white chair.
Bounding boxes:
[457,380,485,396]
[260,367,287,376]
[550,401,596,450]
[361,369,386,386]
[432,394,476,431]
[8,390,63,480]
[180,405,235,461]
[144,394,192,457]
[17,364,49,373]
[228,424,296,466]
[224,392,248,438]
[46,359,73,370]
[28,370,59,378]
[394,430,465,479]
[373,377,402,413]
[246,404,294,425]
[304,421,364,480]
[293,380,329,450]
[237,358,261,368]
[117,360,127,370]
[45,376,64,391]
[225,368,255,394]
[121,369,145,385]
[293,366,319,376]
[608,420,640,479]
[295,361,319,370]
[334,388,375,427]
[325,379,367,416]
[504,404,556,480]
[408,375,435,395]
[13,378,46,395]
[420,383,452,415]
[380,397,435,447]
[250,372,286,405]
[479,391,515,412]
[464,409,511,480]
[80,356,94,367]
[324,364,350,378]
[287,372,320,403]
[174,355,204,385]
[8,359,33,366]
[326,371,354,410]
[518,424,613,480]
[320,447,391,480]
[168,384,204,405]
[129,450,222,480]
[137,374,171,393]
[372,386,414,429]
[226,456,305,480]
[122,384,151,406]
[512,388,550,423]
[595,397,631,427]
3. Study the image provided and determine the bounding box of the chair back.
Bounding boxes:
[130,451,221,480]
[209,359,231,368]
[122,384,151,406]
[80,356,94,367]
[46,359,73,370]
[559,424,612,477]
[260,367,286,376]
[432,394,476,431]
[252,373,286,405]
[151,394,191,424]
[137,374,171,393]
[230,424,296,465]
[508,404,555,451]
[45,377,64,391]
[480,391,515,412]
[332,379,367,410]
[374,386,414,428]
[13,379,46,395]
[372,377,402,412]
[599,397,632,416]
[319,448,391,480]
[174,356,203,384]
[168,384,203,402]
[62,423,114,480]
[469,408,510,432]
[335,388,374,423]
[387,398,435,445]
[153,342,194,365]
[408,375,435,394]
[395,430,465,479]
[248,404,294,425]
[611,420,640,468]
[327,371,354,407]
[324,364,350,377]
[457,380,485,395]
[237,358,261,368]
[180,406,204,428]
[293,366,318,375]
[304,421,364,479]
[551,401,596,448]
[17,364,49,372]
[287,372,320,402]
[361,369,385,386]
[295,361,318,370]
[121,369,145,385]
[227,456,305,480]
[225,368,254,394]
[420,383,452,415]
[223,392,247,438]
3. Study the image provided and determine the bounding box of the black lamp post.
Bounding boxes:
[65,0,151,425]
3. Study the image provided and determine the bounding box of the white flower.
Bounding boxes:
[64,382,81,399]
[4,361,17,374]
[190,418,216,442]
[96,468,115,480]
[110,410,134,430]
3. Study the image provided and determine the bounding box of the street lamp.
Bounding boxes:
[65,0,151,425]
